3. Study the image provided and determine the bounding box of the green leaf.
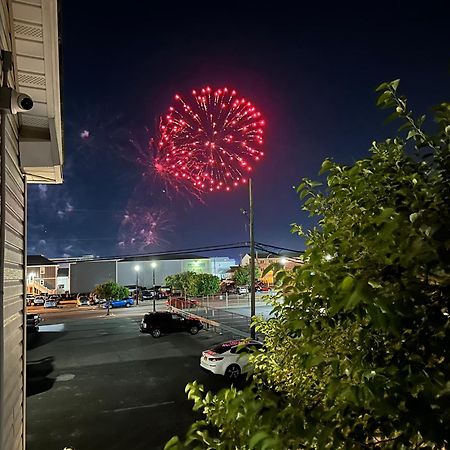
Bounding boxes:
[300,189,309,200]
[340,275,354,292]
[249,431,269,449]
[390,79,400,91]
[319,159,333,175]
[384,111,399,123]
[376,91,392,106]
[407,129,419,140]
[375,81,389,92]
[164,436,181,450]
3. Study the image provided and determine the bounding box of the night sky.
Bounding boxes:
[27,2,450,261]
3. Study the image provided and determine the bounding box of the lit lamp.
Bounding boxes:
[27,273,34,294]
[134,265,140,305]
[151,262,157,312]
[280,257,287,265]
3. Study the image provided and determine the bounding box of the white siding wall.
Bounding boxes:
[1,0,26,449]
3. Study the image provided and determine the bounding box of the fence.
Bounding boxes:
[168,298,264,339]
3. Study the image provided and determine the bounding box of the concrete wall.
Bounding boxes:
[70,260,117,293]
[117,260,184,288]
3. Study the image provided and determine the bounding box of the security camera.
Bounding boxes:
[11,89,33,113]
[0,87,33,114]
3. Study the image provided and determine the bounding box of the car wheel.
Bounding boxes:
[151,329,161,338]
[125,302,131,308]
[189,326,199,335]
[225,364,241,380]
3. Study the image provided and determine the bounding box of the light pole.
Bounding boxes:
[134,265,140,305]
[151,262,157,312]
[249,178,256,339]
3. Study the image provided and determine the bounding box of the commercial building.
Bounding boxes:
[0,1,63,449]
[54,254,236,294]
[26,254,57,295]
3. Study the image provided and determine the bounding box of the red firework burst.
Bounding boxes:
[154,86,265,192]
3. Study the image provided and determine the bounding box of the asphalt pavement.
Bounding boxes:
[26,308,237,450]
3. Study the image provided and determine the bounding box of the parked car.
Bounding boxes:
[33,296,45,306]
[141,290,156,301]
[44,298,58,308]
[237,286,249,295]
[26,313,41,333]
[256,285,270,292]
[140,311,203,338]
[77,296,90,307]
[200,339,263,380]
[49,294,60,303]
[26,294,34,306]
[166,297,199,309]
[103,298,134,309]
[142,287,170,300]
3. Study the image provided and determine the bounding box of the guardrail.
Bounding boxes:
[169,303,262,339]
[168,306,221,332]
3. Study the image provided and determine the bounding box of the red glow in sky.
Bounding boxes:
[154,86,265,193]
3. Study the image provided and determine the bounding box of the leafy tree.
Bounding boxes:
[165,272,197,298]
[233,265,261,286]
[166,272,221,297]
[93,281,130,315]
[165,81,450,449]
[190,273,220,297]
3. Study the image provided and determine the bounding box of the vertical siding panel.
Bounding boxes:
[1,2,26,450]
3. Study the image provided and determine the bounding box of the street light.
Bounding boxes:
[151,262,157,312]
[134,265,140,305]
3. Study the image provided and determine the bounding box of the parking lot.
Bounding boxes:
[26,310,235,450]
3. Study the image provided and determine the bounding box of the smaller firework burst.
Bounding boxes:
[129,127,205,202]
[117,207,172,252]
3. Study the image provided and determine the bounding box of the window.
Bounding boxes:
[171,314,184,321]
[40,267,45,275]
[58,284,64,289]
[40,279,45,285]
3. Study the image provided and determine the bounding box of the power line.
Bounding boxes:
[52,242,251,263]
[48,241,305,264]
[255,242,305,254]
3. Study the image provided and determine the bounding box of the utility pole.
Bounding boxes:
[249,178,256,339]
[151,262,157,312]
